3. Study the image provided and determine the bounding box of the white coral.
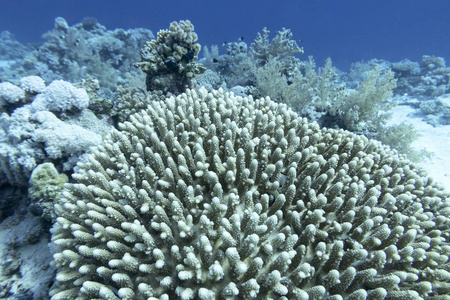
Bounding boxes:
[19,76,46,94]
[31,80,89,112]
[0,82,25,104]
[32,111,101,161]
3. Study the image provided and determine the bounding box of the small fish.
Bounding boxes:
[238,36,244,41]
[182,50,195,62]
[164,58,178,70]
[267,172,288,200]
[222,41,227,46]
[279,173,288,187]
[212,58,219,63]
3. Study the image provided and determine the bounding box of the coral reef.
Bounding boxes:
[51,88,449,299]
[135,20,206,94]
[0,204,55,299]
[0,31,31,60]
[0,77,110,187]
[74,78,114,116]
[0,17,154,92]
[419,95,450,126]
[0,82,25,107]
[200,27,305,92]
[336,66,397,132]
[197,69,226,91]
[250,54,426,160]
[0,18,449,300]
[393,55,450,99]
[386,55,450,126]
[390,59,420,77]
[32,111,103,162]
[201,27,414,159]
[112,86,165,123]
[19,75,46,94]
[28,163,68,203]
[251,56,343,118]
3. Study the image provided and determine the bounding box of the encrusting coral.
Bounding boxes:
[135,20,206,94]
[50,87,450,299]
[28,162,68,221]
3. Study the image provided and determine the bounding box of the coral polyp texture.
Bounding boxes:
[50,88,450,299]
[134,20,205,94]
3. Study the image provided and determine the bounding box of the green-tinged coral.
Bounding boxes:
[112,85,165,123]
[135,20,206,94]
[28,163,68,220]
[28,163,68,203]
[335,67,430,160]
[51,87,450,299]
[375,123,432,162]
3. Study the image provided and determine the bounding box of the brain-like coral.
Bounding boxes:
[50,88,450,299]
[135,20,205,94]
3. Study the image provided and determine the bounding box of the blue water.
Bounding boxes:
[0,0,449,70]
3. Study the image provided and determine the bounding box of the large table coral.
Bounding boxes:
[50,88,450,299]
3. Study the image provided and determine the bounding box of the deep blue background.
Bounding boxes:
[0,0,449,70]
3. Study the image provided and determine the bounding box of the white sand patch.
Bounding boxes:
[388,104,450,192]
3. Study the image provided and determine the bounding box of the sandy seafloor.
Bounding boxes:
[388,100,450,193]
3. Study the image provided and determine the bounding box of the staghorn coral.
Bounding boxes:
[135,20,205,94]
[51,87,450,299]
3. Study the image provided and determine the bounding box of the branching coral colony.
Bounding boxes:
[202,26,424,160]
[134,20,206,94]
[49,21,450,300]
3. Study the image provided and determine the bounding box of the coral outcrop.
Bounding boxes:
[51,88,450,299]
[393,55,450,99]
[135,20,205,94]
